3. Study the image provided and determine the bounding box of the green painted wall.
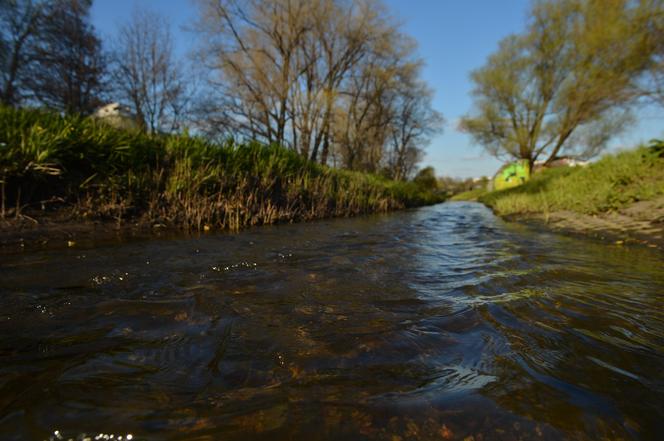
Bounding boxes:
[494,159,530,190]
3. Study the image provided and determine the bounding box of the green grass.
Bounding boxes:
[0,106,444,230]
[450,187,489,201]
[479,143,664,216]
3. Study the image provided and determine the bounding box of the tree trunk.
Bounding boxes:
[320,133,330,165]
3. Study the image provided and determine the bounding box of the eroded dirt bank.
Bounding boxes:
[0,215,175,254]
[505,196,664,250]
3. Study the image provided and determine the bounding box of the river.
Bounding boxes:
[1,202,663,440]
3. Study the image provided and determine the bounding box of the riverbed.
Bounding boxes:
[1,202,663,440]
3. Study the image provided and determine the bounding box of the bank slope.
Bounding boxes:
[479,144,664,247]
[0,106,444,234]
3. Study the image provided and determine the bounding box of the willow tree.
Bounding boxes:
[460,0,656,166]
[638,0,664,106]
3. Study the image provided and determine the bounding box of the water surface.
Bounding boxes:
[1,202,663,440]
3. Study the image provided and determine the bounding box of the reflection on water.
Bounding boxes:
[1,202,663,440]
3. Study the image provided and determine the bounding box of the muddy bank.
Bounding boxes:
[4,197,664,254]
[503,196,664,250]
[0,214,186,254]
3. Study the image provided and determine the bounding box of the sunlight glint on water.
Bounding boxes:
[1,202,663,440]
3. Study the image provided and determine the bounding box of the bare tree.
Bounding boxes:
[194,0,311,146]
[0,0,45,106]
[306,0,385,164]
[111,8,188,133]
[25,0,105,114]
[384,65,443,180]
[193,0,442,175]
[334,45,398,172]
[332,31,442,177]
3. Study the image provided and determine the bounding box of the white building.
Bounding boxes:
[93,102,140,130]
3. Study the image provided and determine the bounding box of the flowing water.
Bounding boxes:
[1,202,663,441]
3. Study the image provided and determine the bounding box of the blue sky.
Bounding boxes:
[91,0,664,178]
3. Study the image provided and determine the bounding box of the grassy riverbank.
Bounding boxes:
[474,143,664,247]
[479,144,664,215]
[0,106,444,232]
[449,187,487,202]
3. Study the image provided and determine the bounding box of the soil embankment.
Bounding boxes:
[506,196,664,249]
[0,215,165,254]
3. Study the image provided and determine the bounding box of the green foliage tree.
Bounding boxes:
[460,0,656,166]
[413,166,438,191]
[637,0,664,106]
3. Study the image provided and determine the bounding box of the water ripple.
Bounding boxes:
[1,202,663,440]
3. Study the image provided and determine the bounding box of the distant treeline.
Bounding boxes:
[0,106,444,229]
[0,0,443,181]
[437,176,490,196]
